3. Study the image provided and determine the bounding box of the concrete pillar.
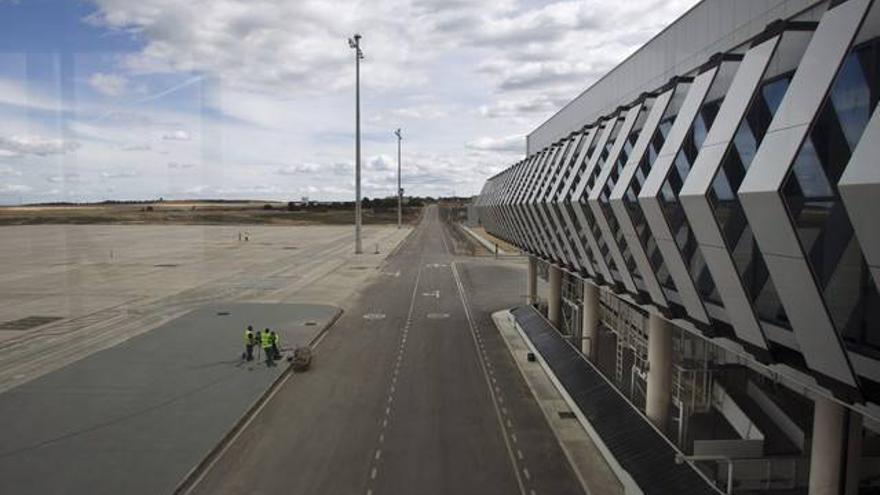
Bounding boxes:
[582,281,599,358]
[645,312,673,429]
[527,257,538,305]
[845,411,863,495]
[547,264,562,328]
[809,396,863,495]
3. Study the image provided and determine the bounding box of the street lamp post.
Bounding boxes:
[394,128,402,229]
[348,34,364,254]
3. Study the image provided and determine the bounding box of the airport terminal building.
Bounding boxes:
[476,0,880,493]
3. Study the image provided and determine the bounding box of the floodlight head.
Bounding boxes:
[348,38,356,48]
[395,128,401,139]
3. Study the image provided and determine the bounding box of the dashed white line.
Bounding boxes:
[517,449,524,460]
[371,468,377,480]
[375,449,382,461]
[450,261,528,495]
[523,468,531,481]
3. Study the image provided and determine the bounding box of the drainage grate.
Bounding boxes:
[558,411,577,420]
[304,321,317,326]
[0,316,64,331]
[282,247,299,250]
[350,266,371,271]
[216,311,231,316]
[154,264,179,268]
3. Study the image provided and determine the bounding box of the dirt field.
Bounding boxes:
[0,201,423,226]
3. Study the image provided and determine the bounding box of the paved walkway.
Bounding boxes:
[0,303,338,495]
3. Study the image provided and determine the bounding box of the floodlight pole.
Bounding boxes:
[395,128,402,229]
[349,34,364,254]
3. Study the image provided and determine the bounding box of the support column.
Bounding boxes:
[645,312,673,429]
[548,264,562,328]
[582,281,599,358]
[809,396,863,495]
[527,257,538,306]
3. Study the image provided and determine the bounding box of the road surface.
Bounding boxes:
[189,205,583,495]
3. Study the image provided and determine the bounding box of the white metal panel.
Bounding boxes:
[679,35,782,350]
[839,103,880,288]
[638,67,720,322]
[609,87,678,305]
[557,127,598,202]
[739,0,871,388]
[588,102,647,293]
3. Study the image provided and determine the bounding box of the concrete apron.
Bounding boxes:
[0,302,341,495]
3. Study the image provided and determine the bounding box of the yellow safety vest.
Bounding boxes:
[261,331,272,348]
[245,331,254,344]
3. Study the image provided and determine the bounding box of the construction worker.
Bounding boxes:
[270,330,280,361]
[261,328,274,367]
[244,325,256,361]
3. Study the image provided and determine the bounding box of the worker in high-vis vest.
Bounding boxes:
[244,325,256,361]
[261,328,274,366]
[270,331,280,361]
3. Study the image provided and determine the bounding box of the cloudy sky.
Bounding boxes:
[0,0,697,204]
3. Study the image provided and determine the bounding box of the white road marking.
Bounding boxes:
[450,261,528,495]
[375,449,382,460]
[371,468,377,480]
[517,449,524,460]
[523,468,531,481]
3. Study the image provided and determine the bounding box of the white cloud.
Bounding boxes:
[45,173,83,184]
[162,130,190,141]
[276,163,323,175]
[465,135,524,153]
[88,72,130,96]
[100,170,139,179]
[0,184,32,193]
[0,135,80,156]
[0,0,699,203]
[0,79,65,112]
[0,166,22,177]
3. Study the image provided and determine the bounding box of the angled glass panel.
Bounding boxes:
[588,101,650,293]
[611,83,687,306]
[738,0,875,388]
[639,58,740,325]
[781,36,880,351]
[571,116,624,283]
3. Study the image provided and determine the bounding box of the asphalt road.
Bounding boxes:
[189,205,583,495]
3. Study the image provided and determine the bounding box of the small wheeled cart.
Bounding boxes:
[290,346,313,371]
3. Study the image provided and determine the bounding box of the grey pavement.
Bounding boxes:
[188,205,584,495]
[0,302,338,495]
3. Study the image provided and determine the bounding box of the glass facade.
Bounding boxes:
[781,38,880,350]
[622,86,687,298]
[708,76,793,330]
[659,99,721,302]
[597,108,647,285]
